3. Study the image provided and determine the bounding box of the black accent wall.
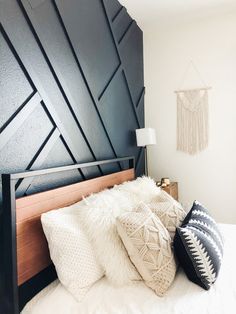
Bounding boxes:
[0,0,145,202]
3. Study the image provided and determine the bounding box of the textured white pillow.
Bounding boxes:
[74,188,141,286]
[41,207,104,302]
[114,176,160,204]
[116,204,177,296]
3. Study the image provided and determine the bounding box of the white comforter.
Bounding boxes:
[22,224,236,314]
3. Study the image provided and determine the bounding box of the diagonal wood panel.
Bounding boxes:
[52,0,121,160]
[0,0,144,201]
[102,1,144,126]
[1,1,101,179]
[0,17,95,190]
[0,93,41,150]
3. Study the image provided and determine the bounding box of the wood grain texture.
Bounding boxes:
[16,168,135,285]
[161,182,179,201]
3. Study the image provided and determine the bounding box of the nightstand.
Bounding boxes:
[158,182,178,201]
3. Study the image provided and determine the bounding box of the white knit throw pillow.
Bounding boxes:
[116,204,177,296]
[41,208,103,302]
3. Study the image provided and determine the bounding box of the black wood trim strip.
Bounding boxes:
[51,0,122,170]
[122,71,141,128]
[98,63,121,101]
[101,1,141,128]
[59,135,86,181]
[16,128,61,194]
[118,20,134,45]
[40,102,86,180]
[0,93,42,150]
[0,91,35,133]
[101,0,122,64]
[27,0,46,10]
[20,0,103,176]
[136,87,145,108]
[0,23,36,91]
[27,128,60,171]
[111,6,124,22]
[118,21,137,48]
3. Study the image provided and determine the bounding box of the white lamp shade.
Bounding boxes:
[136,128,156,147]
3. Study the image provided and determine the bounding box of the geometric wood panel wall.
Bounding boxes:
[0,0,145,303]
[0,0,145,201]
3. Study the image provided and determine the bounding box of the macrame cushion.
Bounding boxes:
[174,201,224,290]
[144,190,186,241]
[116,205,177,296]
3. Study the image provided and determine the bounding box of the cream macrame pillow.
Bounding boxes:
[116,205,177,296]
[146,190,186,240]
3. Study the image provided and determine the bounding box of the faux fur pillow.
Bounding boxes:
[116,204,177,296]
[74,188,141,286]
[144,190,186,240]
[114,176,160,204]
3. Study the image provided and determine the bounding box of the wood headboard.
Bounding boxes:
[1,157,135,314]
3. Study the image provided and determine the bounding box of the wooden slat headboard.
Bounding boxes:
[1,157,135,314]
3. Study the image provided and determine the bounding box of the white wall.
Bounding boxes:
[144,12,236,223]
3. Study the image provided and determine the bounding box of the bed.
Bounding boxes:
[1,156,236,314]
[22,223,236,314]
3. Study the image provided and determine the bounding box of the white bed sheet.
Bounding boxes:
[22,224,236,314]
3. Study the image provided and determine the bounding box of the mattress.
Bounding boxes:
[22,224,236,314]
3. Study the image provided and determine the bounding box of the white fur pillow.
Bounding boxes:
[114,176,160,204]
[74,188,141,286]
[116,204,177,296]
[41,207,103,302]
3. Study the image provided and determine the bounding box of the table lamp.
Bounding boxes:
[136,128,156,176]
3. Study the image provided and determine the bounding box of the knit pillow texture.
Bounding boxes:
[144,190,186,241]
[116,204,177,296]
[41,207,104,302]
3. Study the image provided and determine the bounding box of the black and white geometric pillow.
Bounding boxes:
[174,200,224,290]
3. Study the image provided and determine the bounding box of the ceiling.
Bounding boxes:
[119,0,236,28]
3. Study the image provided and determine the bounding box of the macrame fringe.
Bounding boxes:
[177,89,209,155]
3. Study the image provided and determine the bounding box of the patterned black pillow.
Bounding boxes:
[174,200,224,290]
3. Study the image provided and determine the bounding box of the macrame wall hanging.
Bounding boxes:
[175,60,211,155]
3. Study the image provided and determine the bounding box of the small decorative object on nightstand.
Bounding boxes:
[157,180,178,201]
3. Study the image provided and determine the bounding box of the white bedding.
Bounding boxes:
[22,224,236,314]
